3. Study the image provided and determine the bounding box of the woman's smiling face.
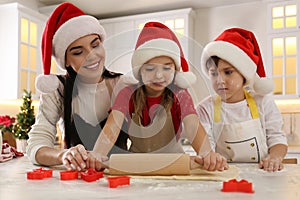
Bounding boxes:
[65,34,105,83]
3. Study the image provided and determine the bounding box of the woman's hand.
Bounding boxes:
[259,155,284,172]
[192,151,228,171]
[61,144,109,171]
[61,144,88,171]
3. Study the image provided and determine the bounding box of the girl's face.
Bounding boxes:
[140,56,176,97]
[65,34,105,83]
[208,59,245,103]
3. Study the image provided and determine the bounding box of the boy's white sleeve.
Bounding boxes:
[260,94,288,148]
[26,88,63,165]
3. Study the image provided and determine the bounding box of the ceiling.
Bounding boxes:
[37,0,261,19]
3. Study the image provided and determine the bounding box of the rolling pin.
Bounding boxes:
[109,153,190,175]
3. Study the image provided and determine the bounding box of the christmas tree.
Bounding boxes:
[13,90,35,139]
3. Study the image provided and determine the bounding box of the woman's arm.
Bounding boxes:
[35,147,67,166]
[93,110,125,156]
[27,89,63,165]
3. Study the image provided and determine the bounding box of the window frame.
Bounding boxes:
[267,0,300,98]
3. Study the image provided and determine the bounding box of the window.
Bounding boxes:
[20,17,38,96]
[272,4,297,29]
[268,1,299,97]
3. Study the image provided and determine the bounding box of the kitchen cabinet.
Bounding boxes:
[282,113,300,146]
[0,3,46,100]
[100,8,195,76]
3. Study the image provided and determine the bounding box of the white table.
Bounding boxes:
[0,156,300,200]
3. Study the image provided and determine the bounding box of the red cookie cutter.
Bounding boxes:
[80,168,104,182]
[221,179,254,193]
[60,170,79,181]
[107,176,130,188]
[27,168,53,180]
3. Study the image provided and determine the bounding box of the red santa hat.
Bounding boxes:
[35,2,106,93]
[201,27,274,95]
[131,21,196,88]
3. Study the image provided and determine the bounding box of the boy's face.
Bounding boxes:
[140,56,176,97]
[208,59,245,103]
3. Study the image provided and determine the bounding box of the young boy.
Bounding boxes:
[197,27,288,172]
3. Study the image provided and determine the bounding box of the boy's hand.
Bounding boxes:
[259,155,284,172]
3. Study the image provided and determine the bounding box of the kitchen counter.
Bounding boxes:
[1,155,300,200]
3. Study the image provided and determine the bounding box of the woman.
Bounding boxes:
[27,2,128,171]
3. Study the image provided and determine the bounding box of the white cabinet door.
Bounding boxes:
[0,3,46,100]
[103,21,136,75]
[100,8,195,77]
[291,113,300,146]
[282,113,300,146]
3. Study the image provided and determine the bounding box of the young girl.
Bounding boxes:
[27,2,128,171]
[197,27,288,172]
[93,22,228,171]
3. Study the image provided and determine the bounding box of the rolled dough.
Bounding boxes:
[107,165,239,181]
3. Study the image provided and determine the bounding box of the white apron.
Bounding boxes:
[214,90,268,163]
[128,106,184,153]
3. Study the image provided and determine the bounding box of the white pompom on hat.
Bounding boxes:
[35,2,106,93]
[131,21,196,88]
[201,27,274,95]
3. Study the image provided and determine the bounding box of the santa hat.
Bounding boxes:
[35,2,106,93]
[201,27,273,95]
[131,21,196,88]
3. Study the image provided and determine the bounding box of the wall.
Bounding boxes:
[195,2,267,55]
[194,1,268,74]
[0,99,39,116]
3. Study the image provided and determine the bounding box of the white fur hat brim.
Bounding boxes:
[201,41,256,82]
[201,41,273,94]
[131,38,181,79]
[53,15,106,70]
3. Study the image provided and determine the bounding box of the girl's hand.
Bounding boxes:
[259,155,284,172]
[61,144,88,171]
[193,151,228,171]
[86,151,109,171]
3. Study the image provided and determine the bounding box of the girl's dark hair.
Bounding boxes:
[63,67,122,148]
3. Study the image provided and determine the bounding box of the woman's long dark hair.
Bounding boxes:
[62,67,122,148]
